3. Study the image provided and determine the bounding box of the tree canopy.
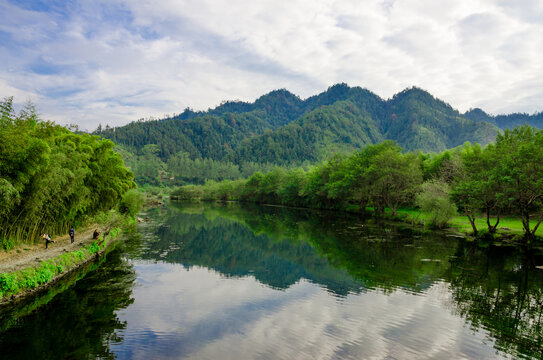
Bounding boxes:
[0,97,135,246]
[173,125,543,242]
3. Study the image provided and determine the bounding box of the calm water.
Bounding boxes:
[1,203,543,359]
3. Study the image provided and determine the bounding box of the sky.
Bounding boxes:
[1,0,542,131]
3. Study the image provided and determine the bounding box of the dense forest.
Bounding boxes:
[172,125,543,242]
[0,97,135,248]
[464,107,543,129]
[96,84,503,185]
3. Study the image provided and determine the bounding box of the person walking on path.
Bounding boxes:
[41,233,54,249]
[69,227,75,244]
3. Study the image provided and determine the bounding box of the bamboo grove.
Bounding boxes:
[0,98,135,248]
[172,125,543,242]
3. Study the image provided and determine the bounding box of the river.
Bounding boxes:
[1,202,542,359]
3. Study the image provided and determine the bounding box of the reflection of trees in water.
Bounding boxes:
[0,249,136,359]
[143,211,358,294]
[151,202,543,359]
[447,242,543,359]
[143,202,457,295]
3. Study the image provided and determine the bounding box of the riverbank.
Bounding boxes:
[174,198,543,246]
[0,216,134,304]
[396,208,543,240]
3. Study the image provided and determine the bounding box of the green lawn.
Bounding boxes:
[396,208,543,236]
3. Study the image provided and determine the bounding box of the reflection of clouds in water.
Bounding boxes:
[113,263,498,360]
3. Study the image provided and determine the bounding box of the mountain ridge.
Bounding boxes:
[464,107,543,129]
[96,84,533,166]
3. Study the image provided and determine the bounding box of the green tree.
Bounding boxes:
[416,180,457,228]
[0,97,135,245]
[494,126,543,240]
[364,142,422,216]
[451,143,484,235]
[277,168,307,207]
[119,189,146,216]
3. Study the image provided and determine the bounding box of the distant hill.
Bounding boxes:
[97,84,501,165]
[464,108,543,129]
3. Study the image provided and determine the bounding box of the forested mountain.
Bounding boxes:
[383,88,498,151]
[173,89,306,129]
[464,108,543,129]
[230,100,383,165]
[96,84,506,184]
[98,84,499,162]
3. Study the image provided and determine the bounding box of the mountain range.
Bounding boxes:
[96,83,541,166]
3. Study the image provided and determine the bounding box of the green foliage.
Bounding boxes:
[231,100,384,165]
[88,241,100,254]
[171,185,204,201]
[0,97,135,246]
[363,142,422,216]
[493,126,543,239]
[119,189,145,216]
[416,180,457,228]
[169,127,543,244]
[451,126,543,240]
[173,141,423,215]
[0,237,15,252]
[0,273,19,297]
[277,168,307,207]
[97,85,499,188]
[465,107,543,129]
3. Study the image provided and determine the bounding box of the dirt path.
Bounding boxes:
[0,226,104,274]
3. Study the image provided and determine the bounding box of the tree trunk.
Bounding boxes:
[466,211,478,236]
[486,207,500,233]
[531,219,542,238]
[521,210,532,242]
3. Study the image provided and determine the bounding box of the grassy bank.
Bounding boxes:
[176,198,542,243]
[0,220,131,303]
[0,248,112,332]
[396,208,543,238]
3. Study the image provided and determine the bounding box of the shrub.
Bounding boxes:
[119,189,145,216]
[0,273,19,297]
[416,180,457,228]
[171,185,203,201]
[1,237,15,252]
[88,241,100,254]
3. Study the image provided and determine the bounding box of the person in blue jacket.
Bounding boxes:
[69,227,75,244]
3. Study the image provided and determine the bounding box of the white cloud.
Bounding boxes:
[112,263,500,360]
[1,0,543,130]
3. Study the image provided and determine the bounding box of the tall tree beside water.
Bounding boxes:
[452,126,543,241]
[173,125,543,240]
[0,97,135,247]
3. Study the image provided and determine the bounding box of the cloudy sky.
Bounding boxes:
[112,263,499,359]
[1,0,542,130]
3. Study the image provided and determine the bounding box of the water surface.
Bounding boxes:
[1,203,543,359]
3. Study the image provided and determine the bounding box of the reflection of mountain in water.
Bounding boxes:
[143,215,359,294]
[145,202,543,359]
[142,203,456,295]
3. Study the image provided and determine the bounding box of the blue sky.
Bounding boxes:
[1,0,543,130]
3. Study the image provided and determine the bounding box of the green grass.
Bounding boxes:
[396,208,543,236]
[448,216,543,236]
[0,226,123,301]
[0,256,106,334]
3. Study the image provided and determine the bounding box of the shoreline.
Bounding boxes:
[0,217,133,305]
[174,199,543,246]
